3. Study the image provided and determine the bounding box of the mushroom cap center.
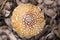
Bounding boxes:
[23,13,36,27]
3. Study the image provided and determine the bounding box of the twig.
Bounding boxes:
[0,0,7,10]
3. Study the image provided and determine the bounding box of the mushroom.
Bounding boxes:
[11,4,46,38]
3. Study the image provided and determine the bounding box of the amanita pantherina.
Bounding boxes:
[11,4,46,38]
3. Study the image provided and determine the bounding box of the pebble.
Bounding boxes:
[38,3,44,9]
[51,1,57,7]
[44,0,54,5]
[3,9,10,17]
[44,8,56,17]
[37,0,43,4]
[16,0,23,5]
[46,32,55,40]
[54,24,60,38]
[5,2,13,10]
[4,18,11,27]
[21,0,29,3]
[1,34,9,40]
[57,0,60,5]
[0,0,4,5]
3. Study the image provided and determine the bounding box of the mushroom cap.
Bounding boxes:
[11,4,45,38]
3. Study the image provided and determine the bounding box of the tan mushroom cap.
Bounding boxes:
[11,4,45,38]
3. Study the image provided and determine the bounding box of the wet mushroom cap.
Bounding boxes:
[11,4,45,38]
